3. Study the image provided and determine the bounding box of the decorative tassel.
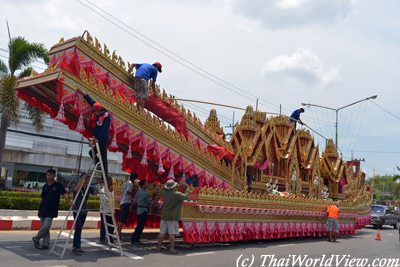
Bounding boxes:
[180,172,186,183]
[55,100,66,122]
[157,155,165,174]
[75,113,85,133]
[140,149,148,166]
[125,139,132,159]
[73,95,79,111]
[109,133,118,150]
[168,165,174,179]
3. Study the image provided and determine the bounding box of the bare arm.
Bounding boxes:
[64,192,71,206]
[74,176,86,192]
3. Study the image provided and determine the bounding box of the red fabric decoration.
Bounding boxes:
[56,77,65,102]
[81,60,94,81]
[200,221,210,243]
[255,160,270,171]
[206,144,235,161]
[144,96,188,138]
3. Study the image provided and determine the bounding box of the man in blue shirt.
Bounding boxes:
[134,62,162,110]
[290,108,304,129]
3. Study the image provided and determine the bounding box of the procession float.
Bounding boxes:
[15,33,372,243]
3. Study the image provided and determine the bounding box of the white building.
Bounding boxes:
[1,108,127,189]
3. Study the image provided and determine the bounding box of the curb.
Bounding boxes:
[0,210,160,231]
[0,210,101,230]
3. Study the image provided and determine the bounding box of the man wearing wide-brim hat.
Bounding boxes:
[157,179,189,254]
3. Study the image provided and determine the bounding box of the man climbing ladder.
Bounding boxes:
[50,141,122,259]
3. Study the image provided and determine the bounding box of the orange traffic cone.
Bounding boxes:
[375,229,381,241]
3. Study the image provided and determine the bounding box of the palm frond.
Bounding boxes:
[24,103,44,132]
[8,37,49,75]
[18,67,33,79]
[0,59,8,76]
[0,76,19,126]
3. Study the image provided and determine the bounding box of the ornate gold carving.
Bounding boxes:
[204,109,224,136]
[103,44,110,58]
[111,50,118,63]
[94,37,102,51]
[85,31,94,45]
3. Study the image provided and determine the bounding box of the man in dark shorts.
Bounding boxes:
[117,173,137,238]
[134,62,162,110]
[131,180,150,244]
[32,169,71,249]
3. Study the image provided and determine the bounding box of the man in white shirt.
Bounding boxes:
[99,177,115,243]
[117,173,137,238]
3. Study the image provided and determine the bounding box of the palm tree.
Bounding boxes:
[0,36,49,180]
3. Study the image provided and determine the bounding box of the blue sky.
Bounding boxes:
[1,0,399,177]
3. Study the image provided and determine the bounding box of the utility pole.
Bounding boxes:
[232,111,235,136]
[302,95,377,150]
[256,98,258,111]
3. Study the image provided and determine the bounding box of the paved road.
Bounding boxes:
[0,226,398,267]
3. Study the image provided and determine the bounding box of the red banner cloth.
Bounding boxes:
[145,96,188,138]
[206,144,235,161]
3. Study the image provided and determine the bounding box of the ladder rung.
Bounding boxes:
[51,250,61,256]
[108,243,121,248]
[106,233,118,238]
[102,214,115,218]
[104,222,115,227]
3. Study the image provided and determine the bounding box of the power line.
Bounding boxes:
[75,0,287,114]
[342,150,400,154]
[370,99,400,121]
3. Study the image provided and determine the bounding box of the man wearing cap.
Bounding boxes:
[290,108,305,129]
[134,62,162,110]
[79,90,111,177]
[157,179,189,254]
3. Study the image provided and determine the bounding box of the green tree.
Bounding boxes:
[0,36,49,179]
[373,174,400,202]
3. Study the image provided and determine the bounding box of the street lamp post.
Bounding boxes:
[301,95,377,150]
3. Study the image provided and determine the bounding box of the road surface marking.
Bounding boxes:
[60,232,143,260]
[186,251,216,257]
[277,244,295,247]
[5,246,21,248]
[385,234,394,236]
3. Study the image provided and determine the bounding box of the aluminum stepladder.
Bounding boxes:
[50,141,123,258]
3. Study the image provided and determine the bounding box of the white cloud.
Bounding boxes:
[232,0,355,29]
[262,48,341,88]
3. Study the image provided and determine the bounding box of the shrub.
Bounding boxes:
[0,190,99,200]
[0,195,100,210]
